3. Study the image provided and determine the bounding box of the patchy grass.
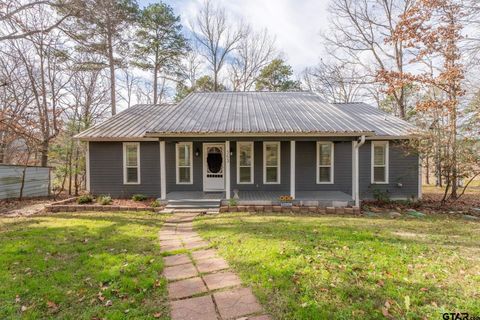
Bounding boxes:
[196,213,480,319]
[0,211,169,320]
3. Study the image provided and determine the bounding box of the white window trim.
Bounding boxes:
[176,142,193,184]
[316,141,334,184]
[237,141,254,184]
[371,141,389,184]
[123,142,140,185]
[263,141,281,184]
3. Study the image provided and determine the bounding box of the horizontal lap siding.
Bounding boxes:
[89,142,160,198]
[231,141,290,191]
[295,141,352,195]
[166,141,203,191]
[359,141,419,200]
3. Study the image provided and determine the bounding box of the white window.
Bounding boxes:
[263,142,280,184]
[176,142,193,184]
[371,141,389,184]
[237,142,254,184]
[317,141,334,184]
[123,142,140,184]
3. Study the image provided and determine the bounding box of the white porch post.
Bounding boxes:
[290,140,295,199]
[86,141,90,192]
[159,140,166,199]
[352,141,358,205]
[225,140,231,199]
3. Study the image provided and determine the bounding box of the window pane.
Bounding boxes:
[239,167,251,183]
[239,144,252,166]
[266,167,278,182]
[265,144,278,166]
[126,145,137,166]
[126,167,138,183]
[319,167,331,182]
[319,144,331,165]
[178,145,191,166]
[374,166,386,182]
[179,167,190,183]
[374,145,385,166]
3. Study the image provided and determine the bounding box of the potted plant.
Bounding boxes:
[279,195,293,207]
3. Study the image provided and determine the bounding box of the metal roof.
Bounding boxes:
[75,92,416,140]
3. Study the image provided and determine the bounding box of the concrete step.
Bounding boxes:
[165,199,221,210]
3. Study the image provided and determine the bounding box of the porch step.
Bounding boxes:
[165,199,221,210]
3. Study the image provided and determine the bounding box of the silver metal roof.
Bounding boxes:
[75,92,416,140]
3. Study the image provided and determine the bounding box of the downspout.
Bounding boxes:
[354,135,366,207]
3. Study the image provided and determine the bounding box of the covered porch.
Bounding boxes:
[163,190,354,207]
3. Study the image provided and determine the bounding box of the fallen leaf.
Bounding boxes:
[21,305,27,312]
[153,312,162,318]
[377,280,385,287]
[15,295,21,303]
[382,307,390,317]
[420,287,428,292]
[47,301,57,309]
[104,300,112,307]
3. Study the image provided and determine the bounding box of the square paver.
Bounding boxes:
[191,249,217,261]
[163,262,198,281]
[184,240,210,250]
[168,277,208,299]
[170,295,217,320]
[214,287,262,319]
[159,233,179,241]
[164,254,191,267]
[203,271,242,291]
[196,257,229,273]
[160,243,184,252]
[161,239,182,246]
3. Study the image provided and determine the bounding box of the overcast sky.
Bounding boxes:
[139,0,330,73]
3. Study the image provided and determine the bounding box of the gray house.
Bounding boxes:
[76,91,421,208]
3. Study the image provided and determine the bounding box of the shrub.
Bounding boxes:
[372,188,390,203]
[77,195,93,204]
[228,198,238,206]
[97,195,112,205]
[150,200,161,208]
[132,194,147,201]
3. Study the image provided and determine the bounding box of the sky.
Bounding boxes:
[138,0,331,73]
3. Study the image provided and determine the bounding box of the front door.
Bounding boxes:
[203,143,225,191]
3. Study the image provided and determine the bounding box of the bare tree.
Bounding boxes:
[190,0,247,91]
[325,0,414,119]
[302,60,364,103]
[0,0,77,41]
[230,29,276,91]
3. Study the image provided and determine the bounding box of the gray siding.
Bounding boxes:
[89,142,160,198]
[88,139,419,200]
[166,141,203,192]
[231,141,290,191]
[295,141,352,194]
[359,141,419,200]
[0,165,50,199]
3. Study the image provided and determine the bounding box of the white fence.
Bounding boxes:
[0,165,50,199]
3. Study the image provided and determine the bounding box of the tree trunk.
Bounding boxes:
[107,34,116,116]
[153,65,158,104]
[425,156,430,185]
[40,140,48,167]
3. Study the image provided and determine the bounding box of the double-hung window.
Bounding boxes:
[317,141,334,184]
[123,142,140,184]
[371,141,389,184]
[237,142,254,184]
[263,142,280,184]
[176,142,193,184]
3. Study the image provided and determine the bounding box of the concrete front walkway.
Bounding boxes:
[159,212,271,320]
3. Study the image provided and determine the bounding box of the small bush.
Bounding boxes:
[97,195,112,205]
[77,195,93,204]
[132,194,147,201]
[228,198,238,206]
[372,188,390,203]
[150,200,161,208]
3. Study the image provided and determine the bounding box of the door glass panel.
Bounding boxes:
[207,152,223,174]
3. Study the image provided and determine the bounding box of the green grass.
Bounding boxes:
[0,211,169,320]
[196,213,480,319]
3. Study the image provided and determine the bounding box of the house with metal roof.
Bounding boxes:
[76,91,421,209]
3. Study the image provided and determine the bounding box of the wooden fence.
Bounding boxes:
[0,164,51,200]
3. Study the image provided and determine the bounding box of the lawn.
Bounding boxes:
[195,213,480,319]
[0,211,169,320]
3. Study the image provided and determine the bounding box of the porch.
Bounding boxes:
[163,190,354,207]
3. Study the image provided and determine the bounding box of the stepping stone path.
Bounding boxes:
[160,212,271,320]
